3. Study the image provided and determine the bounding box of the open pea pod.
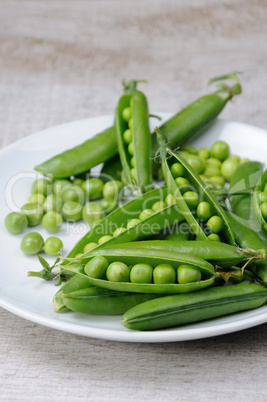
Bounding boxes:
[66,186,184,261]
[116,86,152,192]
[253,170,267,233]
[162,150,235,244]
[66,248,216,294]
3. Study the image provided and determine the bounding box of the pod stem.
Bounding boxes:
[209,72,242,98]
[122,79,147,95]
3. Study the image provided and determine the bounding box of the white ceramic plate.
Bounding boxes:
[1,114,267,343]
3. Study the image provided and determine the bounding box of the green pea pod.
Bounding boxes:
[61,287,163,315]
[151,72,242,164]
[162,150,235,244]
[35,126,117,179]
[229,162,267,242]
[226,212,267,283]
[253,170,267,233]
[109,240,264,268]
[66,248,215,294]
[53,274,92,312]
[67,186,184,261]
[100,155,122,182]
[230,161,263,219]
[121,283,267,331]
[116,89,152,192]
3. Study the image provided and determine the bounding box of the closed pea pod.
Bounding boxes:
[61,287,163,315]
[121,283,267,331]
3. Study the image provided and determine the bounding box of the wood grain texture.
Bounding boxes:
[1,1,267,401]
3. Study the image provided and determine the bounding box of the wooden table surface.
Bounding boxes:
[1,1,267,400]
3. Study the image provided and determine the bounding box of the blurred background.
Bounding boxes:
[1,0,267,147]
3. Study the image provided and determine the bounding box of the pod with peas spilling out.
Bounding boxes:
[116,81,152,192]
[159,145,235,244]
[65,247,216,294]
[64,186,184,263]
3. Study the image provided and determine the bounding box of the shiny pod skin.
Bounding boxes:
[61,287,163,315]
[67,248,216,294]
[121,283,267,331]
[109,240,255,268]
[253,170,267,233]
[116,90,152,192]
[53,275,93,312]
[162,150,235,244]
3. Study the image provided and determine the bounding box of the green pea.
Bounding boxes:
[72,178,84,187]
[28,194,45,206]
[53,180,72,197]
[130,264,153,283]
[62,185,85,205]
[21,203,43,227]
[152,201,167,212]
[177,264,201,284]
[20,232,44,255]
[103,180,123,199]
[98,235,112,245]
[82,202,104,224]
[171,163,185,178]
[206,158,222,168]
[84,256,108,278]
[5,212,28,234]
[196,201,213,221]
[62,201,83,222]
[183,145,198,155]
[210,141,230,161]
[44,237,63,256]
[83,242,98,253]
[106,261,130,282]
[209,176,225,188]
[82,178,104,200]
[198,148,210,160]
[31,178,52,196]
[42,211,63,233]
[127,219,141,229]
[165,193,175,206]
[113,227,127,237]
[184,154,205,174]
[203,165,221,178]
[128,142,134,156]
[221,158,239,181]
[123,129,133,144]
[128,118,133,129]
[99,198,118,214]
[183,191,200,210]
[207,233,221,242]
[130,168,137,181]
[153,264,176,284]
[130,157,135,167]
[43,194,63,213]
[207,215,224,233]
[228,155,240,163]
[122,107,132,122]
[139,209,154,221]
[260,202,267,219]
[175,177,192,194]
[259,192,267,204]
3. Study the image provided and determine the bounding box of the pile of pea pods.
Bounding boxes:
[6,72,267,331]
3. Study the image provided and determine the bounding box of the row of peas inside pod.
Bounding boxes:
[65,246,216,293]
[4,173,125,256]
